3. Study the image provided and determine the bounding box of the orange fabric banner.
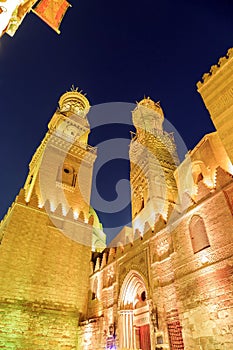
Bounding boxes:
[33,0,71,34]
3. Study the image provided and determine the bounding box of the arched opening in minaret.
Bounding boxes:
[118,270,152,350]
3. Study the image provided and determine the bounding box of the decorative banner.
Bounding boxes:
[6,0,37,37]
[32,0,71,34]
[0,0,22,37]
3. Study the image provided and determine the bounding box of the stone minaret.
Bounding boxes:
[24,88,95,223]
[0,88,102,349]
[130,97,179,235]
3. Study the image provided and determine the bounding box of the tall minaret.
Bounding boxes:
[0,88,104,349]
[130,97,179,235]
[24,88,94,223]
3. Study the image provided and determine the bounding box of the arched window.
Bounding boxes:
[189,215,210,253]
[192,161,206,185]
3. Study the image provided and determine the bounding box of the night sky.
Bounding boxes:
[0,0,233,243]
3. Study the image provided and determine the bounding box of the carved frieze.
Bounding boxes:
[208,86,233,117]
[152,234,174,263]
[157,238,170,256]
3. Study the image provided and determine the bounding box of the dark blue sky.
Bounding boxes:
[0,0,233,243]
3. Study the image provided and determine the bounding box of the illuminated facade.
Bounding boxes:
[0,49,233,349]
[81,48,233,350]
[0,88,105,349]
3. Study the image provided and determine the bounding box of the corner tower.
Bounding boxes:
[130,98,179,235]
[0,88,104,349]
[197,47,233,167]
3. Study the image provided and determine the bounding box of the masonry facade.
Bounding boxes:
[0,50,233,350]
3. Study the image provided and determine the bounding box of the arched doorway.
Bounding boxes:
[118,270,151,350]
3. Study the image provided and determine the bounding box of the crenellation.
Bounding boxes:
[154,214,166,233]
[197,47,233,88]
[215,166,233,190]
[196,180,212,202]
[180,191,196,212]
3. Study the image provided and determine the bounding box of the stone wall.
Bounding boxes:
[0,196,92,349]
[86,168,233,350]
[197,47,233,165]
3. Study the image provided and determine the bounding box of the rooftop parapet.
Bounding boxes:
[197,48,233,88]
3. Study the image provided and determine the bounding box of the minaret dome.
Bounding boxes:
[58,88,90,116]
[138,97,164,120]
[132,97,164,132]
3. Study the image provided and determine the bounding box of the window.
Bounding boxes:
[189,215,210,253]
[57,164,77,187]
[29,175,33,185]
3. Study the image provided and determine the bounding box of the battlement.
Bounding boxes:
[90,164,233,273]
[197,48,233,88]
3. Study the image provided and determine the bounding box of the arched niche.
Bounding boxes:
[189,215,210,253]
[118,270,151,350]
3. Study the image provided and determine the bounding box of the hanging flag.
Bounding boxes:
[0,0,24,37]
[32,0,71,34]
[6,0,37,37]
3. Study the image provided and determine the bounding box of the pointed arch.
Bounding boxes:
[189,215,210,253]
[118,270,151,349]
[118,270,150,312]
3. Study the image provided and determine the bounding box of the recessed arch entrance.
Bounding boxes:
[118,270,152,350]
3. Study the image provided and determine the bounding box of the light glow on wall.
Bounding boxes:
[200,252,210,265]
[203,178,214,189]
[50,202,56,212]
[83,324,92,350]
[62,205,67,216]
[120,270,147,308]
[133,206,155,235]
[227,160,233,175]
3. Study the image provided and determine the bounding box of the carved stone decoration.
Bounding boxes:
[208,86,233,117]
[152,235,174,262]
[157,238,170,256]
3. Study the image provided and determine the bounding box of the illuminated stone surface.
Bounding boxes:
[197,48,233,165]
[1,50,233,349]
[0,89,105,349]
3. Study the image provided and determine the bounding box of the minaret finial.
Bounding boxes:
[59,87,90,116]
[70,84,79,92]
